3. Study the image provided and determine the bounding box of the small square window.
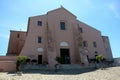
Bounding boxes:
[38,21,42,26]
[38,37,42,43]
[93,41,97,48]
[60,22,66,30]
[83,41,88,47]
[79,27,83,33]
[77,24,83,33]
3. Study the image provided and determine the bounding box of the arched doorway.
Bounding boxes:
[60,41,70,64]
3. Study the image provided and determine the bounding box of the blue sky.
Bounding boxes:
[0,0,120,58]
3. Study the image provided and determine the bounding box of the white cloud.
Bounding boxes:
[108,3,120,19]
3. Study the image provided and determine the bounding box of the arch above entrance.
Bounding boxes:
[60,41,69,47]
[37,48,44,53]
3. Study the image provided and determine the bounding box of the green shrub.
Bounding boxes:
[16,56,27,71]
[17,56,27,63]
[96,55,104,62]
[55,56,64,64]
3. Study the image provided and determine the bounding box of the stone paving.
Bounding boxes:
[0,66,120,80]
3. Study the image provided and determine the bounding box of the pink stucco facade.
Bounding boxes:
[7,7,113,68]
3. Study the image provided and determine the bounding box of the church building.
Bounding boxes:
[7,7,113,68]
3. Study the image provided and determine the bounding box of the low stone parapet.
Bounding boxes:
[0,56,17,72]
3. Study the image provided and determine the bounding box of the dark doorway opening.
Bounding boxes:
[38,55,42,64]
[60,48,70,64]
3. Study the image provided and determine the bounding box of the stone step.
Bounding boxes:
[21,64,94,71]
[21,64,48,70]
[58,64,94,70]
[61,64,84,69]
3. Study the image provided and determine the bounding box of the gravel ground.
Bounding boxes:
[0,66,120,80]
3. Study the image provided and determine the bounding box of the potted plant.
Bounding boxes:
[55,56,64,72]
[55,56,64,64]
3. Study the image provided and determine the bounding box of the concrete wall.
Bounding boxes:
[0,56,17,72]
[0,61,16,72]
[102,36,113,59]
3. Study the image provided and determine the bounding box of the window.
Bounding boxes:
[60,22,66,30]
[38,37,42,43]
[83,41,88,47]
[77,24,83,33]
[38,21,42,26]
[79,27,83,33]
[93,41,97,48]
[17,33,20,38]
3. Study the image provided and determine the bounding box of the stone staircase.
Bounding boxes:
[61,64,84,69]
[21,64,49,71]
[21,64,94,72]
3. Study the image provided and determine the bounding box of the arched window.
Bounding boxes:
[60,41,69,47]
[37,48,44,53]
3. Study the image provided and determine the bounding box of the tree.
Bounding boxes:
[96,55,104,69]
[16,56,27,71]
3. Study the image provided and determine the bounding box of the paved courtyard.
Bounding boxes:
[0,66,120,80]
